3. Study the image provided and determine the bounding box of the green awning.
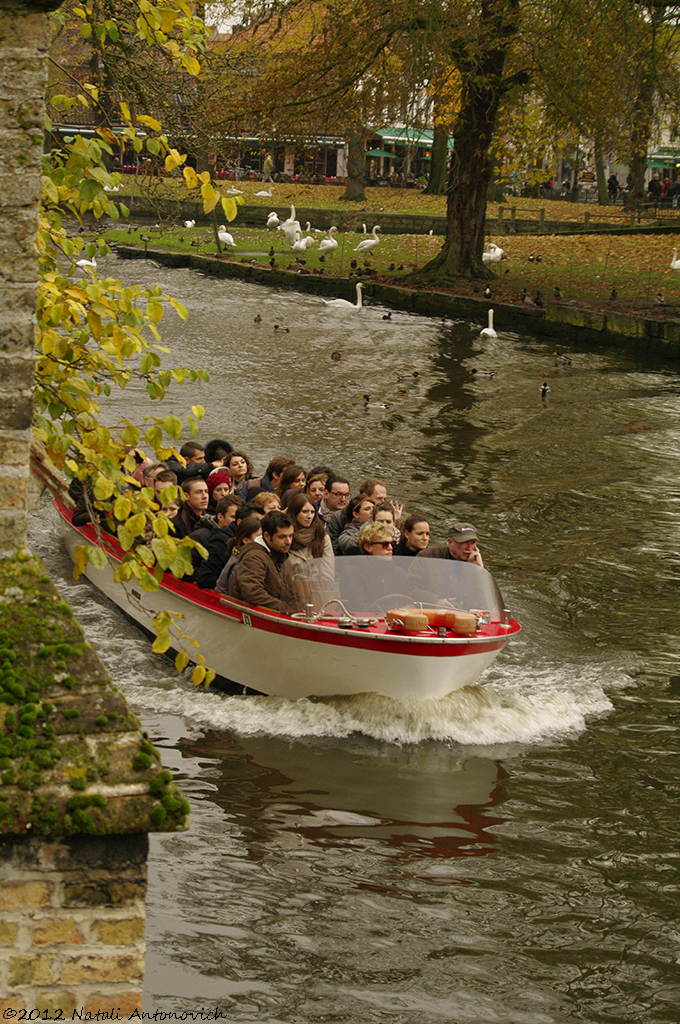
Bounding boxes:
[648,150,680,168]
[375,128,432,148]
[366,148,394,158]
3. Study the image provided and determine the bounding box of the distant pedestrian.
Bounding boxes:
[607,174,619,202]
[263,153,274,182]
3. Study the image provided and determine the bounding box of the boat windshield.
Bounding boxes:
[291,556,507,621]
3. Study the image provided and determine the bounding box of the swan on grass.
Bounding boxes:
[318,226,338,254]
[323,282,364,310]
[279,205,301,246]
[354,225,381,253]
[482,242,504,265]
[183,219,195,228]
[266,211,280,228]
[291,230,315,252]
[671,247,680,270]
[254,189,273,197]
[480,309,497,337]
[217,226,236,247]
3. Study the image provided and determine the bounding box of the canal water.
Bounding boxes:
[29,256,680,1023]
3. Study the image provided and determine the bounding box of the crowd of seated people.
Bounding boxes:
[70,438,485,615]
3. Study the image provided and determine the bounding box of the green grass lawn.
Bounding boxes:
[97,181,680,314]
[116,177,632,223]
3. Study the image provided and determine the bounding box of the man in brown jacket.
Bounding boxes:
[234,510,299,613]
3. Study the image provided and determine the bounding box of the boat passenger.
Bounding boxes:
[372,502,401,546]
[338,495,376,555]
[225,450,255,501]
[203,438,233,465]
[222,500,262,539]
[358,478,388,504]
[307,464,335,482]
[416,521,484,568]
[233,510,300,613]
[393,515,430,556]
[316,475,351,553]
[206,470,232,513]
[305,473,327,505]
[152,469,178,509]
[286,492,334,569]
[215,516,263,595]
[169,477,211,540]
[252,491,282,514]
[193,500,258,589]
[250,455,295,496]
[358,521,394,558]
[277,464,306,509]
[141,461,168,489]
[166,441,209,486]
[195,502,265,585]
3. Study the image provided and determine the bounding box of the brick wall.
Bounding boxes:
[0,834,147,1016]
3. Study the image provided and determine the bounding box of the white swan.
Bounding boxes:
[266,211,279,228]
[671,247,680,270]
[226,187,243,194]
[291,230,312,253]
[255,189,273,197]
[355,226,381,253]
[183,219,195,228]
[323,282,364,310]
[279,205,302,246]
[482,242,504,265]
[318,226,338,254]
[75,255,97,270]
[480,309,497,338]
[217,226,236,247]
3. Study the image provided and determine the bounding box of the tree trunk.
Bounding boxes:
[625,73,654,208]
[419,0,522,280]
[594,138,608,205]
[341,127,367,201]
[422,122,449,195]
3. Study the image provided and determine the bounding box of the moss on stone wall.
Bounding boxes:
[0,554,189,835]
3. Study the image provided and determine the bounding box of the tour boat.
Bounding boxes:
[56,498,521,702]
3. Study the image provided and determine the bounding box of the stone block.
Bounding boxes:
[93,917,145,945]
[0,13,52,51]
[0,997,26,1013]
[0,252,41,284]
[0,58,48,112]
[83,992,142,1018]
[63,879,148,908]
[0,469,29,505]
[0,878,51,910]
[0,433,30,466]
[0,919,18,945]
[0,320,36,356]
[50,833,149,874]
[0,508,28,556]
[8,953,57,986]
[32,916,84,946]
[60,953,144,985]
[0,282,37,314]
[0,356,34,393]
[36,992,78,1017]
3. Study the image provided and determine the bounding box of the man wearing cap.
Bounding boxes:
[416,522,484,568]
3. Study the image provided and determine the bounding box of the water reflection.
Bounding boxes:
[178,731,507,871]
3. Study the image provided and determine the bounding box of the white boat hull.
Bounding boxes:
[58,501,519,702]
